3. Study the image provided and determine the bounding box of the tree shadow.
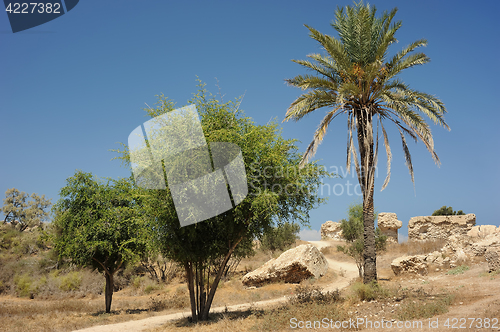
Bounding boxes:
[173,308,265,327]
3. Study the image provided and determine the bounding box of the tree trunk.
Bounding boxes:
[200,235,244,320]
[185,262,197,322]
[104,272,114,313]
[362,184,377,283]
[355,108,377,284]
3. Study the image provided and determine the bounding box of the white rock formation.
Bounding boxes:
[242,244,328,287]
[408,214,476,241]
[377,213,402,243]
[320,220,343,241]
[467,225,500,239]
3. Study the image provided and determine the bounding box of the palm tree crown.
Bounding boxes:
[284,1,449,193]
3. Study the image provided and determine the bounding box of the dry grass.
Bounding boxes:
[387,239,447,257]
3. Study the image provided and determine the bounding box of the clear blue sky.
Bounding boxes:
[1,0,499,241]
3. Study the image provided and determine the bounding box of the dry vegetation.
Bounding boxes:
[1,235,500,332]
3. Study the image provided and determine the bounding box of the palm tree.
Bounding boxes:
[284,1,449,283]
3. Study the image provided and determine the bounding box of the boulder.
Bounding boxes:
[408,214,476,241]
[391,255,428,276]
[485,247,500,273]
[321,220,343,241]
[242,244,328,287]
[377,213,402,243]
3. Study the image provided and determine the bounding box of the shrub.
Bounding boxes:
[260,222,300,254]
[432,206,465,216]
[59,271,82,291]
[14,274,35,297]
[351,281,390,301]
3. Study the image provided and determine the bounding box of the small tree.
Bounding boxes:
[113,82,331,321]
[2,188,51,232]
[337,203,387,278]
[52,171,147,313]
[260,222,300,255]
[432,206,465,216]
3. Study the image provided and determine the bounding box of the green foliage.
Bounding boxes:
[260,222,300,253]
[432,206,465,216]
[52,171,148,312]
[2,188,51,232]
[446,265,470,275]
[52,172,147,273]
[0,225,21,250]
[337,203,387,277]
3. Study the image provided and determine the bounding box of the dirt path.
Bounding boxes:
[74,240,358,332]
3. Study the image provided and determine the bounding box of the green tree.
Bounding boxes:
[52,171,147,313]
[337,203,387,278]
[2,188,51,232]
[284,1,449,283]
[432,206,465,216]
[260,222,300,254]
[113,82,331,321]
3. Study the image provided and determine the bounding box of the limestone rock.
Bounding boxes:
[470,233,500,256]
[321,220,343,241]
[468,225,500,239]
[242,244,328,287]
[485,247,500,272]
[408,214,476,241]
[378,213,402,243]
[391,255,428,276]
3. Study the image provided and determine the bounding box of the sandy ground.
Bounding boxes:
[73,240,359,332]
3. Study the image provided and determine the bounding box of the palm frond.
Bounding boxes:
[284,90,337,122]
[379,119,392,191]
[300,107,344,167]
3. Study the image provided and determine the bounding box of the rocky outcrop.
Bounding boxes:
[321,221,343,241]
[378,213,402,243]
[467,225,500,239]
[408,214,476,241]
[391,251,451,276]
[485,247,500,273]
[242,244,328,287]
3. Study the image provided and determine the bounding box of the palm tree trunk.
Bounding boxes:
[356,109,377,284]
[362,182,377,283]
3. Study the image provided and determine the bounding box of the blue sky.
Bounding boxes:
[1,0,499,241]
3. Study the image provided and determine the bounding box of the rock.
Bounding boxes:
[470,233,500,256]
[242,244,328,287]
[391,255,428,276]
[321,220,343,241]
[378,213,403,243]
[408,214,476,241]
[485,247,500,273]
[467,225,500,239]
